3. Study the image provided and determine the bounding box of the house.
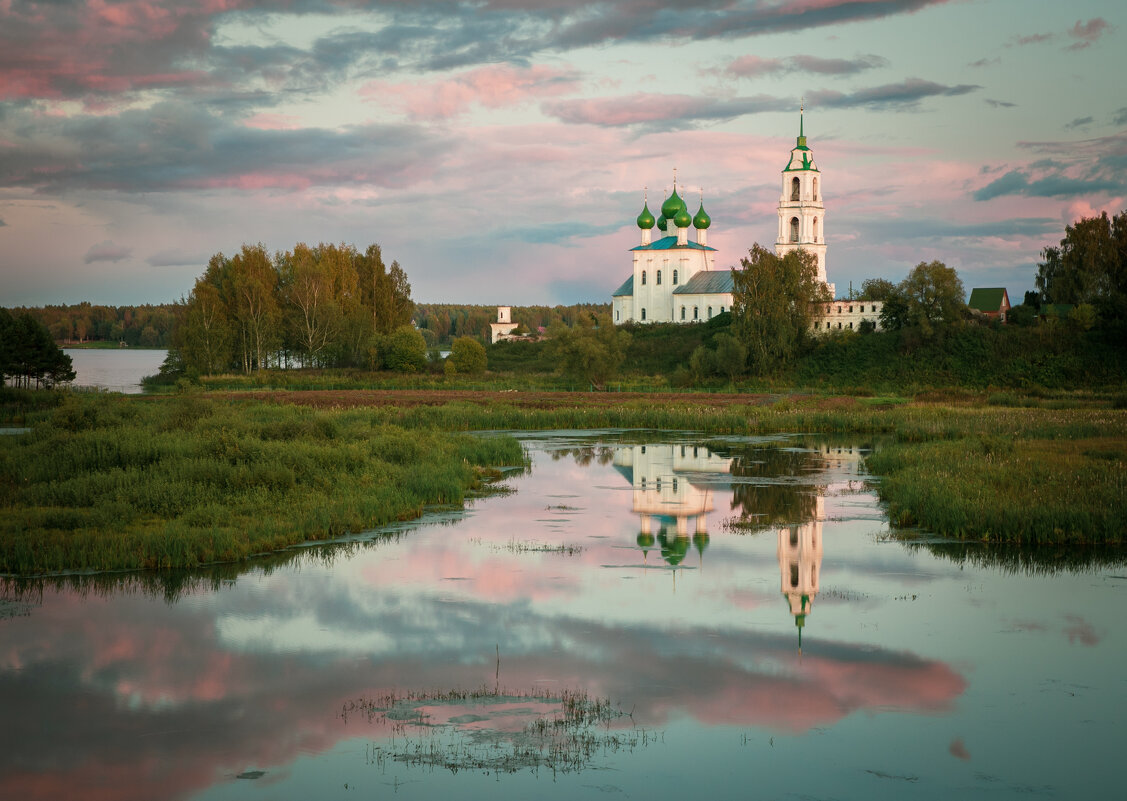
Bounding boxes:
[968,287,1011,322]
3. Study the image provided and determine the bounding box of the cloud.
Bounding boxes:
[722,53,887,78]
[985,99,1016,108]
[973,170,1121,202]
[0,101,451,193]
[1012,32,1054,46]
[1065,116,1093,130]
[810,78,980,110]
[541,93,788,128]
[1067,18,1110,50]
[972,131,1127,201]
[0,218,6,227]
[84,240,133,264]
[147,249,208,267]
[362,64,583,120]
[1114,108,1127,127]
[968,57,999,68]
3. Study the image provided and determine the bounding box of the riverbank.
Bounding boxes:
[2,388,1123,574]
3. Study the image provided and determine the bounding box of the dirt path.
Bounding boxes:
[204,388,784,410]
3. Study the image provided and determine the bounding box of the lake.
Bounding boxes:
[64,348,168,393]
[1,432,1123,800]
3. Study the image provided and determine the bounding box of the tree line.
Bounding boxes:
[413,303,610,346]
[174,242,414,374]
[0,308,75,388]
[10,302,176,347]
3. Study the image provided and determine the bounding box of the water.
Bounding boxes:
[64,348,168,393]
[1,433,1123,800]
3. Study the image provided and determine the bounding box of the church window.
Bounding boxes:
[848,305,853,313]
[693,306,699,320]
[657,270,662,285]
[673,269,678,285]
[673,478,678,492]
[813,217,819,242]
[680,306,686,320]
[791,177,800,201]
[813,177,818,200]
[616,310,619,321]
[790,563,799,587]
[656,478,661,491]
[790,217,799,243]
[837,306,842,313]
[837,322,842,329]
[641,271,646,285]
[641,477,646,488]
[790,529,798,547]
[641,308,646,321]
[707,306,712,318]
[860,305,865,313]
[848,322,853,329]
[720,306,725,313]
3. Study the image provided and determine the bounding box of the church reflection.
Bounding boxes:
[613,443,861,648]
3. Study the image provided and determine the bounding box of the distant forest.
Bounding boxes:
[414,303,611,345]
[7,302,176,348]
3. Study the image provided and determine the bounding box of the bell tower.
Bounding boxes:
[776,105,832,296]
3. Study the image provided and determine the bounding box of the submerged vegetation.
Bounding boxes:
[0,392,526,574]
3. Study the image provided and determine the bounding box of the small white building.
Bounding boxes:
[489,306,519,344]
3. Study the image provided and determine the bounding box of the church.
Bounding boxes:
[612,112,879,332]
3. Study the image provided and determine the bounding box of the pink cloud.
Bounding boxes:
[361,64,582,120]
[242,113,306,131]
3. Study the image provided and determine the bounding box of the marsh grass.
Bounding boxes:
[0,394,526,574]
[342,686,641,777]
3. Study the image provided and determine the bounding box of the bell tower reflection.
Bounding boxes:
[615,444,732,567]
[777,495,824,653]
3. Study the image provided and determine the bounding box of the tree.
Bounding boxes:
[860,277,896,301]
[230,244,281,371]
[0,310,74,388]
[549,320,631,387]
[899,260,965,333]
[1036,210,1127,320]
[449,336,487,374]
[1008,303,1037,327]
[731,244,830,374]
[1022,290,1041,309]
[382,325,427,372]
[713,333,747,381]
[878,287,911,331]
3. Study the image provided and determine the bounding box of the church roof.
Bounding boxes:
[672,270,734,295]
[630,235,716,252]
[612,275,634,297]
[968,287,1010,312]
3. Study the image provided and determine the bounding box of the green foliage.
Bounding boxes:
[860,277,896,301]
[382,325,427,372]
[415,303,608,346]
[1037,209,1127,319]
[548,321,632,387]
[1007,303,1037,327]
[173,241,415,375]
[731,244,830,374]
[0,308,75,388]
[881,260,966,335]
[8,302,176,348]
[0,395,526,574]
[449,336,487,375]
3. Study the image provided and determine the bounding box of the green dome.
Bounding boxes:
[637,532,655,548]
[656,214,668,232]
[693,202,711,230]
[636,202,655,230]
[661,189,685,219]
[673,206,692,229]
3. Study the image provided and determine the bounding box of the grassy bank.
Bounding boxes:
[0,393,526,574]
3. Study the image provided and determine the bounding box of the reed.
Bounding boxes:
[0,394,526,574]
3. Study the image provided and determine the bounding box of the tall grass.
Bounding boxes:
[0,394,526,575]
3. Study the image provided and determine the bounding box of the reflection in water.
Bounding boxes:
[1,435,1123,799]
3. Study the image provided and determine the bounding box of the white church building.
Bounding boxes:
[612,112,881,333]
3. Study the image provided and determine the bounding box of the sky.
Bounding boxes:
[1,0,1124,307]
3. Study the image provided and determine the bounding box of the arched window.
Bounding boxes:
[672,269,678,285]
[813,217,819,242]
[693,306,699,320]
[791,176,800,201]
[790,217,800,243]
[641,270,646,285]
[656,269,662,285]
[707,306,712,318]
[813,177,818,200]
[790,563,799,587]
[641,308,646,321]
[680,306,686,320]
[616,310,619,321]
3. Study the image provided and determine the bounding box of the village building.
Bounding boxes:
[968,287,1012,322]
[489,306,519,344]
[611,111,882,333]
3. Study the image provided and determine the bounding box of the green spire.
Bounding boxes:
[797,102,807,149]
[636,201,655,230]
[693,199,711,230]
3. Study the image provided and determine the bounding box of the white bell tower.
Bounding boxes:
[776,105,833,297]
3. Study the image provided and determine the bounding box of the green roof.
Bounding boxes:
[672,270,734,294]
[630,235,716,252]
[968,287,1010,312]
[612,275,634,297]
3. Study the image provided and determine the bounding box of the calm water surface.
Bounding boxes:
[1,433,1124,800]
[64,348,167,393]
